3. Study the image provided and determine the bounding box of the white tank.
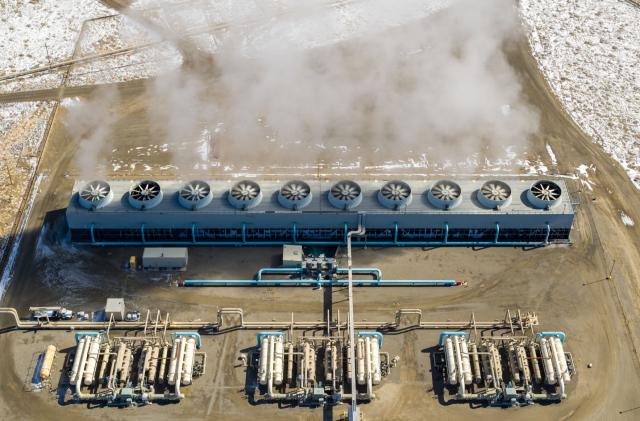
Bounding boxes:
[444,337,457,385]
[182,337,196,385]
[356,338,366,385]
[371,337,382,385]
[69,337,87,384]
[273,336,284,386]
[167,338,180,386]
[83,336,101,386]
[258,336,270,386]
[40,345,57,380]
[551,337,571,382]
[539,337,557,385]
[459,337,473,386]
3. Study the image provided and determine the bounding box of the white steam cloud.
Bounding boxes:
[70,0,539,174]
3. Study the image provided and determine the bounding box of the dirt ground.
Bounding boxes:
[1,20,640,421]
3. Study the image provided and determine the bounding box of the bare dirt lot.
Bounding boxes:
[1,27,640,421]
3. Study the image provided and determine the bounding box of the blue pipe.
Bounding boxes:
[173,332,202,349]
[438,331,466,347]
[87,240,547,247]
[545,223,551,244]
[242,223,247,243]
[256,267,304,281]
[494,223,500,243]
[444,223,449,243]
[256,331,283,346]
[90,223,96,244]
[183,279,458,287]
[75,331,101,344]
[292,223,297,243]
[394,223,399,245]
[343,223,348,245]
[335,267,382,280]
[537,331,566,343]
[141,223,145,243]
[191,223,196,243]
[357,331,384,347]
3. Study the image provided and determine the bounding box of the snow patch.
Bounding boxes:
[621,211,635,227]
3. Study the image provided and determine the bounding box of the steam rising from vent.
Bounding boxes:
[64,86,120,178]
[68,0,540,173]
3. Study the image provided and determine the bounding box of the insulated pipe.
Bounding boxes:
[148,345,160,384]
[173,337,186,399]
[97,343,111,385]
[470,343,481,384]
[167,338,180,386]
[364,337,374,400]
[346,221,366,413]
[273,336,284,386]
[256,268,305,281]
[529,343,542,384]
[335,268,382,281]
[83,336,101,386]
[182,337,196,385]
[453,336,466,398]
[69,337,87,384]
[356,338,365,385]
[444,337,457,385]
[371,337,381,385]
[157,345,168,384]
[267,336,275,397]
[286,342,294,385]
[460,338,472,385]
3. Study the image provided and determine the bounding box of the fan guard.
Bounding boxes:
[128,180,163,210]
[178,180,213,210]
[427,180,462,210]
[477,180,512,209]
[278,180,312,210]
[228,180,263,210]
[78,180,113,210]
[328,180,362,210]
[378,180,413,210]
[526,180,562,209]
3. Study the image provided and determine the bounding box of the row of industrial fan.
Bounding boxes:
[77,179,563,211]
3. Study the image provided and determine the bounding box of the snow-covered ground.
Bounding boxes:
[520,0,640,187]
[0,1,114,93]
[0,102,55,262]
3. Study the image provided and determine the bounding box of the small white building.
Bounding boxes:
[282,244,303,268]
[142,247,188,271]
[105,298,125,321]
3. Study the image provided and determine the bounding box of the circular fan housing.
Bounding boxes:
[328,180,362,210]
[378,180,413,210]
[527,180,562,209]
[427,180,462,210]
[477,180,512,209]
[228,180,263,210]
[278,180,312,210]
[128,180,163,210]
[178,180,213,210]
[78,180,113,209]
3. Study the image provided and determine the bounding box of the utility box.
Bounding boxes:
[282,244,303,268]
[105,298,125,321]
[142,247,188,271]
